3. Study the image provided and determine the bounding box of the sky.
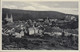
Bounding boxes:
[2,1,78,15]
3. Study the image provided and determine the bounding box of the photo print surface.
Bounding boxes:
[2,1,78,50]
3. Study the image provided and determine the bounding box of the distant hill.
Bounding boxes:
[2,8,78,21]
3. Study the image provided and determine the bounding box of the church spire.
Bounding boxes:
[10,14,13,23]
[5,14,9,21]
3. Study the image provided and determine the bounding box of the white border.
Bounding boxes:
[0,0,80,52]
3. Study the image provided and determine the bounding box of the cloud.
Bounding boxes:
[22,3,51,11]
[53,3,59,6]
[28,3,51,10]
[23,6,36,10]
[22,3,78,15]
[3,5,17,9]
[51,8,78,15]
[2,2,78,15]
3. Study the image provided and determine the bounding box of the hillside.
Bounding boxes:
[2,8,78,21]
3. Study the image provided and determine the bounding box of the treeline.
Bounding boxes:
[58,21,78,29]
[2,8,78,21]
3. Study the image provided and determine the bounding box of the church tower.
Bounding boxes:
[10,14,13,23]
[5,14,9,21]
[5,13,13,23]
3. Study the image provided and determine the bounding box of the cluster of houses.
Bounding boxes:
[2,13,78,38]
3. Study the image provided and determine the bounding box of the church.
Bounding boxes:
[5,14,13,23]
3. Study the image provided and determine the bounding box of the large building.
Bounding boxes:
[5,14,13,23]
[28,24,39,35]
[28,24,43,35]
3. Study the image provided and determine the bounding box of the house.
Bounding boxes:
[37,19,44,22]
[53,32,62,36]
[72,34,78,37]
[71,16,77,21]
[13,30,24,38]
[28,27,35,35]
[20,30,24,37]
[14,32,22,38]
[64,32,72,36]
[49,19,57,22]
